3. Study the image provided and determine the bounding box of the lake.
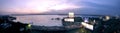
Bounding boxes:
[15,15,67,26]
[14,15,92,33]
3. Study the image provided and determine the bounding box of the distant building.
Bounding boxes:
[64,12,74,22]
[68,12,74,18]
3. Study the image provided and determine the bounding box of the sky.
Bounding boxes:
[0,0,120,15]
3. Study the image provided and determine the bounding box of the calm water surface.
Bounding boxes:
[14,15,91,33]
[15,15,66,26]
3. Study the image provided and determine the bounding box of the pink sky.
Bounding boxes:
[1,0,80,14]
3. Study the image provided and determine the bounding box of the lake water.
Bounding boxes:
[14,15,92,33]
[14,15,99,26]
[15,15,67,26]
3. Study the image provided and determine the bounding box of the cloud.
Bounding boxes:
[0,0,80,14]
[0,0,120,15]
[45,0,120,15]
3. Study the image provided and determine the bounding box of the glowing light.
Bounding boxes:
[28,24,31,27]
[68,12,74,18]
[27,24,31,29]
[105,16,110,20]
[84,18,89,22]
[103,16,110,21]
[81,22,93,30]
[64,18,74,22]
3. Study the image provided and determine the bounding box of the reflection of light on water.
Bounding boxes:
[81,22,93,30]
